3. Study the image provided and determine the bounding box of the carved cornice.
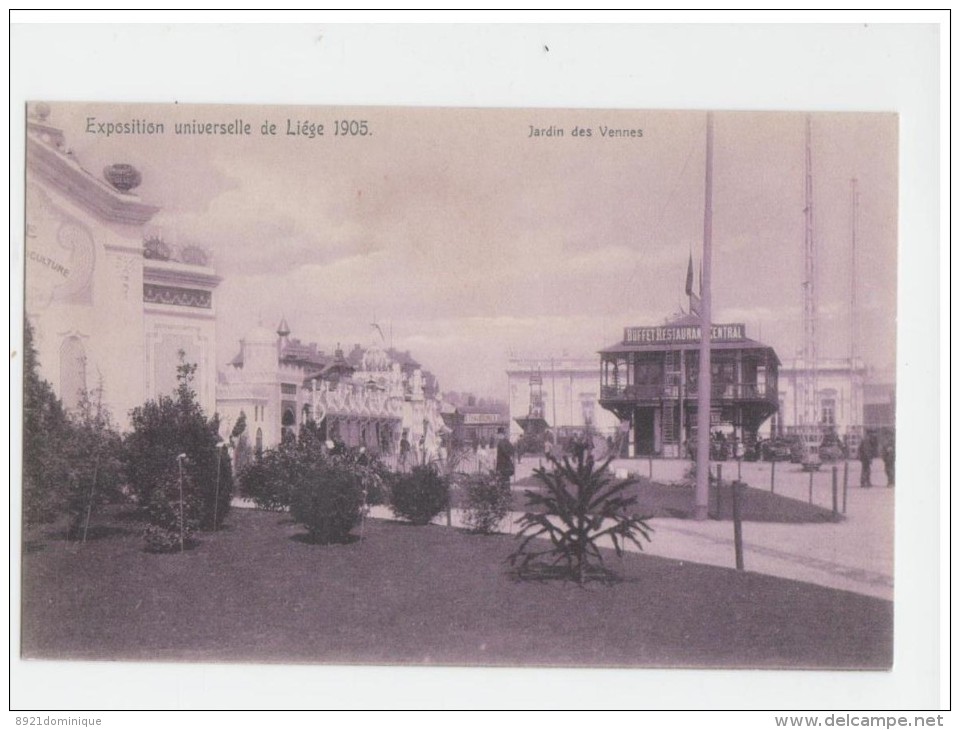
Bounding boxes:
[143,283,211,309]
[143,259,221,290]
[26,134,160,227]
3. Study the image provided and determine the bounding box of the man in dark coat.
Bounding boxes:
[882,437,895,488]
[495,427,515,487]
[859,436,874,488]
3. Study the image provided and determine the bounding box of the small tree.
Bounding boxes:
[509,452,654,584]
[124,352,232,548]
[230,411,254,476]
[22,319,73,525]
[63,381,124,540]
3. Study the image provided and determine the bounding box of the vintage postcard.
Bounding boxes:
[20,101,897,671]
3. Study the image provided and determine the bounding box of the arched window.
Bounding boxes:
[60,336,87,412]
[282,408,296,427]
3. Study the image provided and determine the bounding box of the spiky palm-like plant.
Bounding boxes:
[509,453,653,584]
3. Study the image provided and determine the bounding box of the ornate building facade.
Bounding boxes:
[506,354,621,442]
[24,103,220,426]
[216,321,446,461]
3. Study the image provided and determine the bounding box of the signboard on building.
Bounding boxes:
[463,412,503,425]
[623,322,746,345]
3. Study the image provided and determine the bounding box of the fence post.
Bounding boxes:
[732,480,744,571]
[648,455,653,479]
[808,469,814,504]
[842,460,849,514]
[831,466,839,516]
[716,464,723,518]
[770,459,776,493]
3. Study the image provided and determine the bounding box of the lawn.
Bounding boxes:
[21,507,891,669]
[508,473,838,523]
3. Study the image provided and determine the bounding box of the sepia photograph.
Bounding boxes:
[21,101,897,669]
[10,18,943,714]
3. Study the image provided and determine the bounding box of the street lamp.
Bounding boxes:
[176,453,187,553]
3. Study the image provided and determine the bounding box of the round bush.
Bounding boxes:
[462,473,512,534]
[390,466,449,525]
[289,460,365,544]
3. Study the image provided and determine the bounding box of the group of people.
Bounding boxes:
[858,434,895,488]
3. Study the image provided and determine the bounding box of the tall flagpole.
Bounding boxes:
[695,112,714,521]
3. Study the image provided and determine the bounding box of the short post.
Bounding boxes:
[737,458,742,481]
[177,453,187,553]
[732,480,744,571]
[831,465,839,516]
[808,469,814,504]
[648,455,653,479]
[770,459,776,493]
[716,464,723,518]
[842,460,849,514]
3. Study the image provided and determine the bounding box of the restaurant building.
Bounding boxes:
[598,314,780,458]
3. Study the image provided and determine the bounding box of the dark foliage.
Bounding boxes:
[509,453,654,584]
[124,353,232,543]
[462,472,512,534]
[239,422,374,543]
[22,320,124,535]
[22,319,73,525]
[390,465,449,525]
[63,385,125,540]
[289,457,365,544]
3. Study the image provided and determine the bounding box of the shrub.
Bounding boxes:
[289,457,365,544]
[239,444,297,511]
[462,473,512,534]
[141,469,199,553]
[124,353,233,546]
[509,452,654,584]
[390,465,449,525]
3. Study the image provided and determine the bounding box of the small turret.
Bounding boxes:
[277,316,290,360]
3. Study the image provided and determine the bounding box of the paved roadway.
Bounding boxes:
[501,455,894,601]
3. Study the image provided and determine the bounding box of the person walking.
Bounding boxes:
[882,436,895,488]
[858,435,874,488]
[399,431,411,472]
[495,427,515,488]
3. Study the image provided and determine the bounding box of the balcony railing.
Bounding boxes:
[600,381,777,402]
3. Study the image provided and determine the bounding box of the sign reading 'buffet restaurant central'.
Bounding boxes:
[623,323,746,345]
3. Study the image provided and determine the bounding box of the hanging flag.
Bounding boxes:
[685,254,694,296]
[690,291,702,317]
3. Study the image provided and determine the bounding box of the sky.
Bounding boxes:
[49,102,898,398]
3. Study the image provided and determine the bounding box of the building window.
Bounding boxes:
[255,428,263,455]
[59,336,87,412]
[821,398,836,426]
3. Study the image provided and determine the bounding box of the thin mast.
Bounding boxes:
[695,112,714,521]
